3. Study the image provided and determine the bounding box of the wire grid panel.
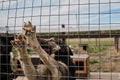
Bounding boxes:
[0,0,120,80]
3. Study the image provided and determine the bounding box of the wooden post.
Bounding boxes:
[114,37,119,52]
[118,37,120,51]
[61,24,66,42]
[6,26,9,36]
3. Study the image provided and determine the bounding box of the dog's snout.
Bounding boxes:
[25,31,31,36]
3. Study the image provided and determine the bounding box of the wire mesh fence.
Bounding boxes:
[0,0,120,80]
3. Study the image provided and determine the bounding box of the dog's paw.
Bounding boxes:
[10,34,25,48]
[22,21,36,36]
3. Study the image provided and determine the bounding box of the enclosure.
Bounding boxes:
[0,0,120,80]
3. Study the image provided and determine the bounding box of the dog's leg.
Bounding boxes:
[10,34,37,80]
[22,21,60,80]
[37,64,53,80]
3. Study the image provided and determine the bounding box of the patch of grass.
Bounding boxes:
[89,46,107,53]
[66,38,114,54]
[89,59,99,64]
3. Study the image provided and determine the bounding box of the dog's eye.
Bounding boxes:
[23,27,26,30]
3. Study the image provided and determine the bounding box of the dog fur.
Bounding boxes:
[11,21,68,80]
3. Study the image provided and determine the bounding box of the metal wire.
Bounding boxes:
[0,0,120,80]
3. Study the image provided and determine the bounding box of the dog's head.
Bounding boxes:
[22,21,36,37]
[38,38,61,55]
[46,38,61,53]
[10,34,26,48]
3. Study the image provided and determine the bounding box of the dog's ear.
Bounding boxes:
[28,21,32,25]
[15,34,22,40]
[45,38,56,43]
[15,34,20,38]
[28,21,33,27]
[24,22,27,27]
[18,34,23,40]
[15,34,18,38]
[22,27,25,34]
[24,21,32,27]
[49,37,55,42]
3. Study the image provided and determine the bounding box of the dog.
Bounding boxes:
[10,21,68,80]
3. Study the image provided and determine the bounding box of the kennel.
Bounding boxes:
[0,0,120,80]
[70,44,90,78]
[71,54,90,78]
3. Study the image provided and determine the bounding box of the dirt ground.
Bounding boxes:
[14,72,120,80]
[90,46,120,72]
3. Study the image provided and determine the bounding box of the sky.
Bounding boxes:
[0,0,120,33]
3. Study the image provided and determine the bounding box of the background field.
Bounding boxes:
[66,38,114,54]
[66,38,120,72]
